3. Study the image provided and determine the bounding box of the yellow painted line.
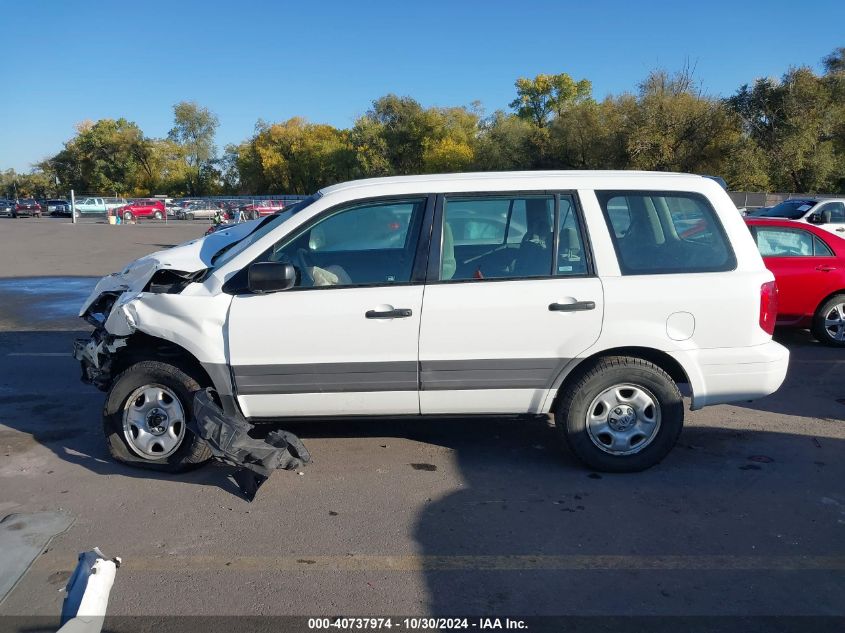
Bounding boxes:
[32,553,845,572]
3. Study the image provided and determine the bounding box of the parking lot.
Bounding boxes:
[0,218,843,628]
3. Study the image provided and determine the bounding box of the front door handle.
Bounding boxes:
[816,265,837,272]
[549,300,596,312]
[836,228,845,232]
[365,307,413,319]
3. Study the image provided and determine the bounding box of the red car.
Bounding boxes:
[240,199,286,219]
[12,199,42,218]
[746,218,845,346]
[115,199,166,221]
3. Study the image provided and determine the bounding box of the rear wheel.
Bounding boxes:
[153,210,163,220]
[103,361,212,472]
[555,356,684,472]
[186,212,195,220]
[812,295,845,347]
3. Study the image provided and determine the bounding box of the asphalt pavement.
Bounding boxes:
[0,218,842,629]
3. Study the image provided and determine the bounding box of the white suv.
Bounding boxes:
[74,171,789,473]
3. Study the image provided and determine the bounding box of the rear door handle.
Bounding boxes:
[365,307,413,319]
[816,265,837,272]
[549,300,596,312]
[836,228,845,232]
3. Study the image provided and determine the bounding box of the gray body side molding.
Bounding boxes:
[230,358,577,395]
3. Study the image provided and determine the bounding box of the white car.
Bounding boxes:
[754,198,845,236]
[74,172,788,473]
[74,197,128,214]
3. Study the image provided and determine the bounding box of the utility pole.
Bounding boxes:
[71,190,76,225]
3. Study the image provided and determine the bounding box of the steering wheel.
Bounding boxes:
[295,248,315,286]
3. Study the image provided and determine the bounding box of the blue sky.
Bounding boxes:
[2,0,843,172]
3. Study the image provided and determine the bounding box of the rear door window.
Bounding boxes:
[752,226,833,257]
[597,191,736,275]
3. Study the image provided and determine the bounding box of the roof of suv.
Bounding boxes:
[319,170,709,196]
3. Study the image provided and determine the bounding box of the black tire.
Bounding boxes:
[123,211,134,221]
[811,294,845,347]
[186,212,194,221]
[11,212,17,218]
[153,210,163,220]
[555,356,684,472]
[103,360,212,472]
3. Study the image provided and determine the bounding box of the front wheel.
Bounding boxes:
[555,356,683,472]
[123,211,134,221]
[103,361,212,472]
[812,295,845,347]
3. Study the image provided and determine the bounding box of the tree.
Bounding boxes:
[548,97,632,169]
[235,118,355,194]
[728,67,839,192]
[473,111,534,171]
[351,95,480,176]
[822,47,845,75]
[167,101,219,195]
[625,68,741,175]
[48,118,153,195]
[509,73,592,128]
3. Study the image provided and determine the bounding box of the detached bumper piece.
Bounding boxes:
[190,389,311,501]
[59,548,121,633]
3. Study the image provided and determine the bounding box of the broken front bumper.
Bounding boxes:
[73,330,127,390]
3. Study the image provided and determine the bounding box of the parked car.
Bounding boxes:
[753,197,845,237]
[74,172,789,475]
[746,217,845,346]
[12,199,42,217]
[46,199,71,216]
[165,201,182,218]
[114,199,166,221]
[75,197,128,214]
[177,201,225,220]
[241,199,287,219]
[0,199,14,216]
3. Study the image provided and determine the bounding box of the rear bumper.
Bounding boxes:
[672,341,790,410]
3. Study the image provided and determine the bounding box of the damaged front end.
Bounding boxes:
[73,268,209,389]
[72,243,311,499]
[73,327,128,390]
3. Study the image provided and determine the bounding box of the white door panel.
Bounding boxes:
[228,286,423,416]
[418,278,604,414]
[238,391,419,418]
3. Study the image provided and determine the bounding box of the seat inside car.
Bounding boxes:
[513,199,554,276]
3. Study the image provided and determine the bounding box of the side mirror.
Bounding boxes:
[807,212,823,224]
[247,261,296,294]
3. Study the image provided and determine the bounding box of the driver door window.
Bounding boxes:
[819,202,845,224]
[261,198,427,288]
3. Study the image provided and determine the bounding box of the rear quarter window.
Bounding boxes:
[597,191,736,275]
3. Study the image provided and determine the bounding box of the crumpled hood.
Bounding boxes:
[79,220,259,316]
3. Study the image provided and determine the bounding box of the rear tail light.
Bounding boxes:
[759,281,778,335]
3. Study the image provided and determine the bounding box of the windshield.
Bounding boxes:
[759,200,817,219]
[211,194,319,267]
